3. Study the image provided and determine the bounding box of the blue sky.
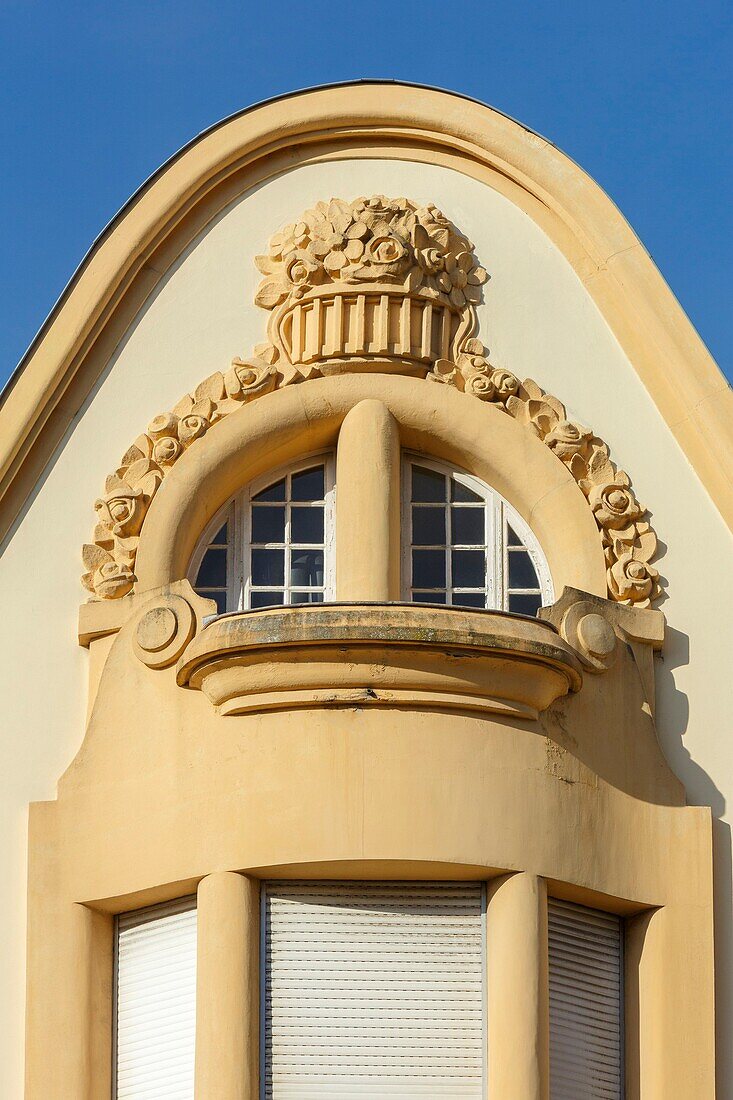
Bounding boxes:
[1,0,731,389]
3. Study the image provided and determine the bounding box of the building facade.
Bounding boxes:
[0,83,731,1097]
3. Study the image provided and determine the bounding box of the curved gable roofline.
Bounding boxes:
[1,80,731,538]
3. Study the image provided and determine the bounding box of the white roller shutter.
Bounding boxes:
[548,898,623,1099]
[115,898,197,1099]
[263,881,486,1099]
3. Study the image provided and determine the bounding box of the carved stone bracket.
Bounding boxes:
[540,586,665,714]
[82,195,661,609]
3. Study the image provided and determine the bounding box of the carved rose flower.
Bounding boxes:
[416,246,444,274]
[545,420,594,461]
[151,436,181,467]
[95,486,145,538]
[460,352,491,374]
[589,479,643,529]
[421,203,452,231]
[94,561,134,600]
[286,252,321,285]
[463,371,497,400]
[607,553,659,607]
[177,414,208,447]
[490,368,520,398]
[366,234,409,271]
[224,359,277,402]
[147,412,178,440]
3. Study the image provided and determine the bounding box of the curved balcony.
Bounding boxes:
[176,603,582,720]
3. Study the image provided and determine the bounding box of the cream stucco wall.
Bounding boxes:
[1,155,731,1096]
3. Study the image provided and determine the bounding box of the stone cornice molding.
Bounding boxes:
[1,83,731,548]
[82,196,660,610]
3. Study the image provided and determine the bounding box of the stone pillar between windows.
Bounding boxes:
[335,398,401,601]
[195,872,259,1100]
[486,872,550,1100]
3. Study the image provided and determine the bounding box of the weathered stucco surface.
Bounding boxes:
[1,145,731,1096]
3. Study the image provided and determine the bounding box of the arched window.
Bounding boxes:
[190,455,336,612]
[402,454,553,615]
[191,451,552,617]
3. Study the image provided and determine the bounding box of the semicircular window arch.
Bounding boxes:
[189,453,336,613]
[402,453,553,616]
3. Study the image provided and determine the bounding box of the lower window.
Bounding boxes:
[114,898,197,1099]
[262,880,486,1098]
[548,898,624,1099]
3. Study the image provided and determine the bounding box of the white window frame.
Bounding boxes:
[188,452,336,612]
[401,452,553,612]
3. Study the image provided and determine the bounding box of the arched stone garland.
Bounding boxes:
[82,196,660,609]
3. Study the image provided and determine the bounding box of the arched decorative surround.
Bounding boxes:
[82,196,659,610]
[125,378,605,614]
[1,84,730,550]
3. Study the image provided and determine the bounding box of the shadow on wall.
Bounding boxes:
[656,621,731,1094]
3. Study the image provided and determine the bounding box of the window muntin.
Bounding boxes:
[190,455,335,613]
[403,455,552,615]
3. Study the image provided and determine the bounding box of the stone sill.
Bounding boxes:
[175,602,583,719]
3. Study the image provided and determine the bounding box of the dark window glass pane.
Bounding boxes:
[412,506,446,546]
[196,547,227,588]
[507,523,523,546]
[508,592,542,617]
[413,591,447,604]
[213,523,229,545]
[451,506,485,545]
[290,549,324,587]
[451,549,485,588]
[451,479,482,503]
[251,548,285,586]
[253,476,286,503]
[508,550,540,589]
[452,591,486,608]
[251,505,285,543]
[211,591,229,615]
[291,590,324,604]
[411,465,446,503]
[198,589,229,615]
[412,549,446,588]
[291,465,325,501]
[291,506,324,544]
[250,591,285,609]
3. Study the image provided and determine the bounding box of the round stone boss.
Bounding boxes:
[133,594,196,669]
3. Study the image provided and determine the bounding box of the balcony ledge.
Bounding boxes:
[175,603,582,720]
